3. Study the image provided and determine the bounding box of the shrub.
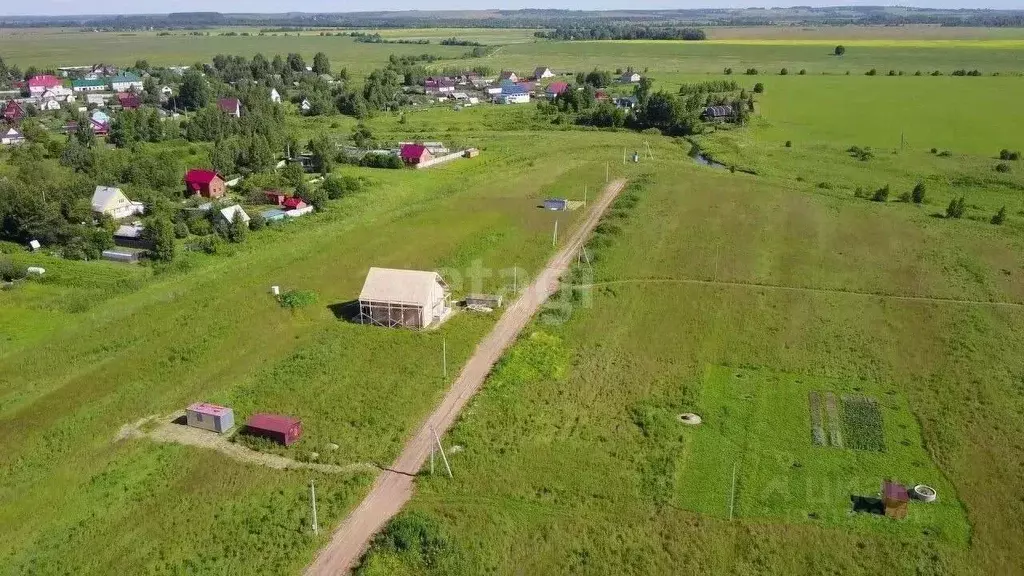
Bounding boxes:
[753,82,764,94]
[999,149,1021,161]
[174,221,190,239]
[898,191,912,202]
[946,196,966,219]
[992,206,1007,225]
[248,212,266,231]
[871,185,890,202]
[780,68,788,76]
[724,67,733,75]
[188,217,213,236]
[888,70,897,76]
[847,145,874,161]
[995,162,1012,173]
[937,150,952,157]
[359,152,403,169]
[865,69,877,76]
[745,68,759,76]
[785,140,792,148]
[911,182,926,204]
[853,187,866,198]
[915,71,923,76]
[0,259,28,282]
[930,147,938,154]
[195,235,222,254]
[279,289,317,309]
[798,69,807,75]
[834,45,846,56]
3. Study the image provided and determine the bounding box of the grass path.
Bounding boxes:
[304,179,627,575]
[583,277,1024,308]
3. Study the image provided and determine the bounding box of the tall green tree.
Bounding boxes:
[312,52,331,75]
[307,133,334,175]
[911,182,926,204]
[146,215,176,262]
[178,70,210,111]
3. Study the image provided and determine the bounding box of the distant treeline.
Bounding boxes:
[5,7,1024,30]
[537,26,706,41]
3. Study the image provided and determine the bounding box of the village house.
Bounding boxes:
[112,223,151,249]
[620,71,642,83]
[109,73,144,92]
[184,169,226,198]
[499,70,519,83]
[91,186,145,219]
[72,78,108,93]
[358,267,452,329]
[1,127,25,146]
[533,66,555,80]
[218,204,250,224]
[615,96,639,109]
[270,88,281,104]
[38,98,63,112]
[91,110,111,125]
[497,84,530,104]
[399,143,433,166]
[27,75,62,97]
[2,101,24,123]
[217,98,241,117]
[160,86,173,98]
[300,99,311,113]
[702,105,734,122]
[85,93,109,107]
[545,82,569,99]
[424,76,456,94]
[117,93,142,110]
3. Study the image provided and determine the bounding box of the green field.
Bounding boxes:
[362,161,1024,575]
[3,23,1024,576]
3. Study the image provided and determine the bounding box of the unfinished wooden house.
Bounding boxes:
[358,267,451,329]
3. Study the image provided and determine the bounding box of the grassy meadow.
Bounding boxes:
[0,126,648,573]
[2,23,1024,576]
[362,161,1024,576]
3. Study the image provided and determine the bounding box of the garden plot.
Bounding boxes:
[675,365,969,542]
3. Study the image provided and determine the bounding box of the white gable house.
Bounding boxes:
[91,186,145,219]
[218,204,250,224]
[270,88,281,104]
[1,128,25,146]
[358,267,451,329]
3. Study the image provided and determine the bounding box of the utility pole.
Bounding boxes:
[605,162,609,183]
[900,131,905,152]
[310,480,319,535]
[552,220,558,247]
[442,338,447,380]
[729,463,737,521]
[431,427,453,478]
[584,185,587,207]
[513,267,517,294]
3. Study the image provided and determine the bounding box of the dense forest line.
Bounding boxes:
[3,8,1024,29]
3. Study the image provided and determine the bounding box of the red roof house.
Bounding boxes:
[2,100,24,123]
[27,75,62,96]
[282,197,307,210]
[243,413,302,446]
[264,190,288,205]
[184,169,226,198]
[545,82,569,97]
[117,92,141,110]
[399,144,432,166]
[217,98,241,117]
[90,119,110,135]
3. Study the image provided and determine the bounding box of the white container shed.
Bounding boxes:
[185,402,235,434]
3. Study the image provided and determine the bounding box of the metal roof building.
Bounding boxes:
[186,403,235,434]
[357,267,451,329]
[244,413,302,446]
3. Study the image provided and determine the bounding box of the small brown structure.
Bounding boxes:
[244,413,302,446]
[882,480,909,519]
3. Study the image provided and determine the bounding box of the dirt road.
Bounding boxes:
[304,178,628,575]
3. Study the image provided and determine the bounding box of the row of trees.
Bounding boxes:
[537,25,706,41]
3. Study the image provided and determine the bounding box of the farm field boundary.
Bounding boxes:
[582,277,1024,308]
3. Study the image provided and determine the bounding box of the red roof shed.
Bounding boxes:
[218,98,241,117]
[283,197,307,210]
[265,190,288,205]
[546,82,569,96]
[244,413,302,446]
[399,144,432,165]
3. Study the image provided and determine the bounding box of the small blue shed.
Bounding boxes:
[261,209,287,222]
[543,198,568,211]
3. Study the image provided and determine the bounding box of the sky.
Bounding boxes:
[1,2,1020,17]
